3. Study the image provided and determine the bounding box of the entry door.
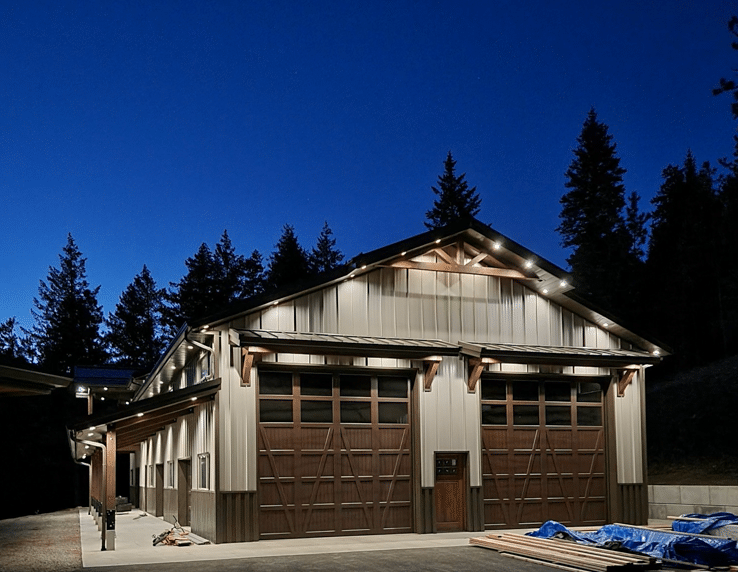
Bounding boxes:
[178,460,192,526]
[435,453,467,532]
[155,463,164,517]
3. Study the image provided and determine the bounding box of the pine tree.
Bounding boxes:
[557,109,639,315]
[164,242,220,332]
[27,234,106,375]
[425,152,482,229]
[647,152,722,365]
[243,249,266,298]
[105,265,167,369]
[309,221,344,274]
[165,232,265,331]
[0,317,26,366]
[266,224,310,291]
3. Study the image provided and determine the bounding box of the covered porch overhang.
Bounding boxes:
[0,365,72,397]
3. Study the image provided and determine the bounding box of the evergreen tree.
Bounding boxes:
[27,234,106,375]
[105,265,167,369]
[717,144,738,355]
[309,221,344,274]
[425,152,482,229]
[647,152,721,366]
[266,224,310,291]
[164,242,220,332]
[165,231,265,332]
[557,109,641,315]
[0,317,26,366]
[243,249,266,298]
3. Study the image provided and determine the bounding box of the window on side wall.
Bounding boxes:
[167,460,174,487]
[197,453,209,490]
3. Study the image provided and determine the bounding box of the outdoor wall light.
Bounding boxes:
[137,413,144,417]
[560,281,568,288]
[493,241,501,250]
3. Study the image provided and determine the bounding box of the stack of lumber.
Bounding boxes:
[470,533,657,571]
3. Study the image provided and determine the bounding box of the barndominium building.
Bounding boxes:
[69,218,664,547]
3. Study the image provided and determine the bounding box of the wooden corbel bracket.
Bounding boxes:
[617,368,637,397]
[423,358,442,391]
[467,357,499,392]
[240,347,271,386]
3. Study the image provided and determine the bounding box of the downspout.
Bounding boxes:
[67,431,92,515]
[81,438,107,551]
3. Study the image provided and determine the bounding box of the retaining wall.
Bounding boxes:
[649,485,738,519]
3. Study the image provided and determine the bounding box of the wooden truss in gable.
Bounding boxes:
[382,239,538,280]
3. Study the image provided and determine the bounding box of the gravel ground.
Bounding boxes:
[0,508,83,572]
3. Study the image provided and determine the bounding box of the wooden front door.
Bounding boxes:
[481,378,607,528]
[177,459,191,526]
[258,370,413,539]
[155,463,164,517]
[435,453,467,532]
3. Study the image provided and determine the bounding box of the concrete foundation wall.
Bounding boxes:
[649,485,738,518]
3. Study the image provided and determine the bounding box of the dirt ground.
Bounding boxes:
[0,507,82,572]
[648,458,738,485]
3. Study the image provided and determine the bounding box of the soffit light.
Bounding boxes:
[492,241,501,250]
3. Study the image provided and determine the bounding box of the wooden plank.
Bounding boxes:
[470,533,655,571]
[385,260,536,280]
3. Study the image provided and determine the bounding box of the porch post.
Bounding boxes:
[106,427,116,550]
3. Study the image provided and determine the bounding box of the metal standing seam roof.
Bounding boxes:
[460,341,661,366]
[238,329,461,356]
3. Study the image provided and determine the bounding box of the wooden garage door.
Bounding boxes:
[481,377,607,528]
[258,370,413,539]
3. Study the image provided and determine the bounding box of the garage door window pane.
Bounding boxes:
[513,382,539,402]
[301,373,333,396]
[545,405,571,426]
[378,402,407,423]
[482,404,507,425]
[545,382,571,402]
[577,407,602,426]
[259,371,293,395]
[577,382,603,403]
[340,402,371,423]
[378,377,408,398]
[481,380,506,401]
[260,400,293,422]
[513,405,539,425]
[301,401,333,423]
[340,375,371,397]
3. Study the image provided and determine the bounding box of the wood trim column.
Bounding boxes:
[106,427,116,546]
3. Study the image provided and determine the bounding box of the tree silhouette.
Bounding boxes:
[27,234,106,375]
[647,151,722,365]
[309,221,344,274]
[425,152,481,229]
[106,265,167,369]
[557,109,643,316]
[266,224,311,291]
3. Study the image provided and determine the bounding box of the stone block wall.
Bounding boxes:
[649,485,738,519]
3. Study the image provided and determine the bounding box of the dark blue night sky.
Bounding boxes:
[2,0,735,329]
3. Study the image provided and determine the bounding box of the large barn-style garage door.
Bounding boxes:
[257,370,413,539]
[481,377,607,528]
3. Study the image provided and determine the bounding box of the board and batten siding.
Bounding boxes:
[225,266,643,490]
[614,368,645,484]
[419,356,481,488]
[234,268,621,355]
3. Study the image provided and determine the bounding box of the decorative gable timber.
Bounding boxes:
[380,239,538,281]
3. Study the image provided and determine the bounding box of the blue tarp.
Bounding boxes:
[672,512,738,535]
[528,520,738,567]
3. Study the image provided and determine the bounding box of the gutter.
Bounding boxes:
[69,430,107,551]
